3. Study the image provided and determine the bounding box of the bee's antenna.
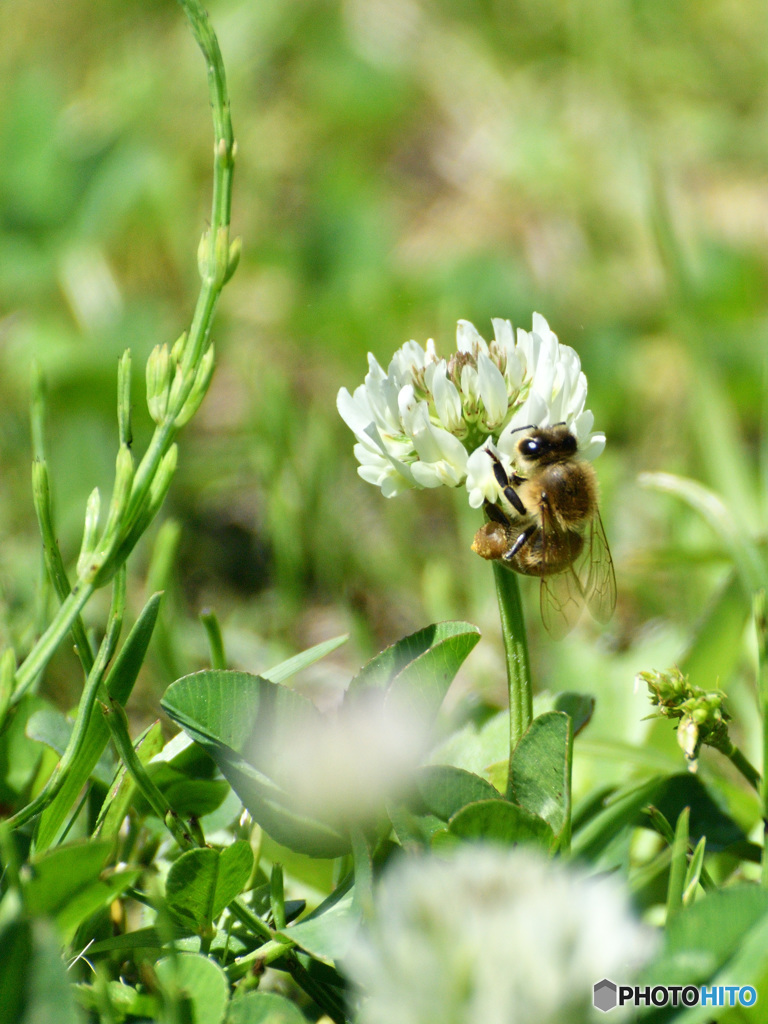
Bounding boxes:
[506,423,537,437]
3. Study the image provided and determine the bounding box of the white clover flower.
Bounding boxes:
[337,313,605,508]
[263,691,430,831]
[346,845,655,1024]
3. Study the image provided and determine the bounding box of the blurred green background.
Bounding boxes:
[2,0,768,784]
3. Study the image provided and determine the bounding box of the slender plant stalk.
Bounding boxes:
[6,567,127,831]
[30,366,94,678]
[100,696,194,852]
[754,590,768,887]
[492,563,533,795]
[8,0,237,711]
[721,741,761,792]
[200,609,227,669]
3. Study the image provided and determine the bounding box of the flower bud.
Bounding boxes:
[148,444,178,514]
[175,345,215,427]
[146,344,172,424]
[77,487,102,577]
[197,228,212,281]
[171,331,187,364]
[222,235,241,285]
[101,445,135,546]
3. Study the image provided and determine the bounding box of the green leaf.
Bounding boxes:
[86,927,164,955]
[388,801,445,850]
[161,670,350,857]
[24,837,140,943]
[219,754,351,858]
[428,707,509,781]
[214,840,255,917]
[36,592,163,851]
[678,570,750,692]
[571,777,664,862]
[74,980,157,1020]
[641,886,768,990]
[666,806,689,921]
[226,992,308,1024]
[165,840,254,933]
[0,919,32,1024]
[550,692,595,736]
[448,798,554,849]
[682,836,706,906]
[347,621,481,722]
[162,670,320,761]
[26,706,113,784]
[509,712,572,840]
[285,879,359,965]
[415,764,503,818]
[143,764,230,818]
[639,473,766,595]
[24,838,111,916]
[0,918,85,1024]
[261,634,349,684]
[165,848,220,933]
[154,952,229,1024]
[0,695,49,803]
[648,773,745,851]
[94,721,165,839]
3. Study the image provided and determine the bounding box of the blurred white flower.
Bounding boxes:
[337,313,605,507]
[346,845,655,1024]
[264,691,430,830]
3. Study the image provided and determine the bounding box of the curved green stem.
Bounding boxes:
[10,0,237,706]
[7,567,125,830]
[491,563,533,797]
[753,590,768,887]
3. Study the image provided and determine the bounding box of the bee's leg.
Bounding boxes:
[484,501,511,526]
[504,524,536,561]
[485,449,527,516]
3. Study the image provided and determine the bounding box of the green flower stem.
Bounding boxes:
[753,590,768,887]
[227,898,275,946]
[224,916,350,1024]
[6,567,126,830]
[492,562,533,794]
[720,740,761,793]
[12,581,95,704]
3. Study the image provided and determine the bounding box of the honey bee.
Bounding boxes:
[471,424,616,639]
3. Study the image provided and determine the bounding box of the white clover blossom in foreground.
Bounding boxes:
[262,691,430,830]
[346,845,655,1024]
[337,313,606,509]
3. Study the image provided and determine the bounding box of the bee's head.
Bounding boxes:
[515,424,577,468]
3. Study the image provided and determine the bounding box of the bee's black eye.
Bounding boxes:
[520,438,539,457]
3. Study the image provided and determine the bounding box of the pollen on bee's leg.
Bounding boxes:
[471,523,508,561]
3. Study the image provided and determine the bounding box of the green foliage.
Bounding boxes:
[3,0,768,1022]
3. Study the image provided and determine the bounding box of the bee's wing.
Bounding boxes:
[537,505,587,640]
[582,510,617,624]
[539,567,586,640]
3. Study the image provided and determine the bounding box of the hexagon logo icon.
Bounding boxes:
[593,978,618,1012]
